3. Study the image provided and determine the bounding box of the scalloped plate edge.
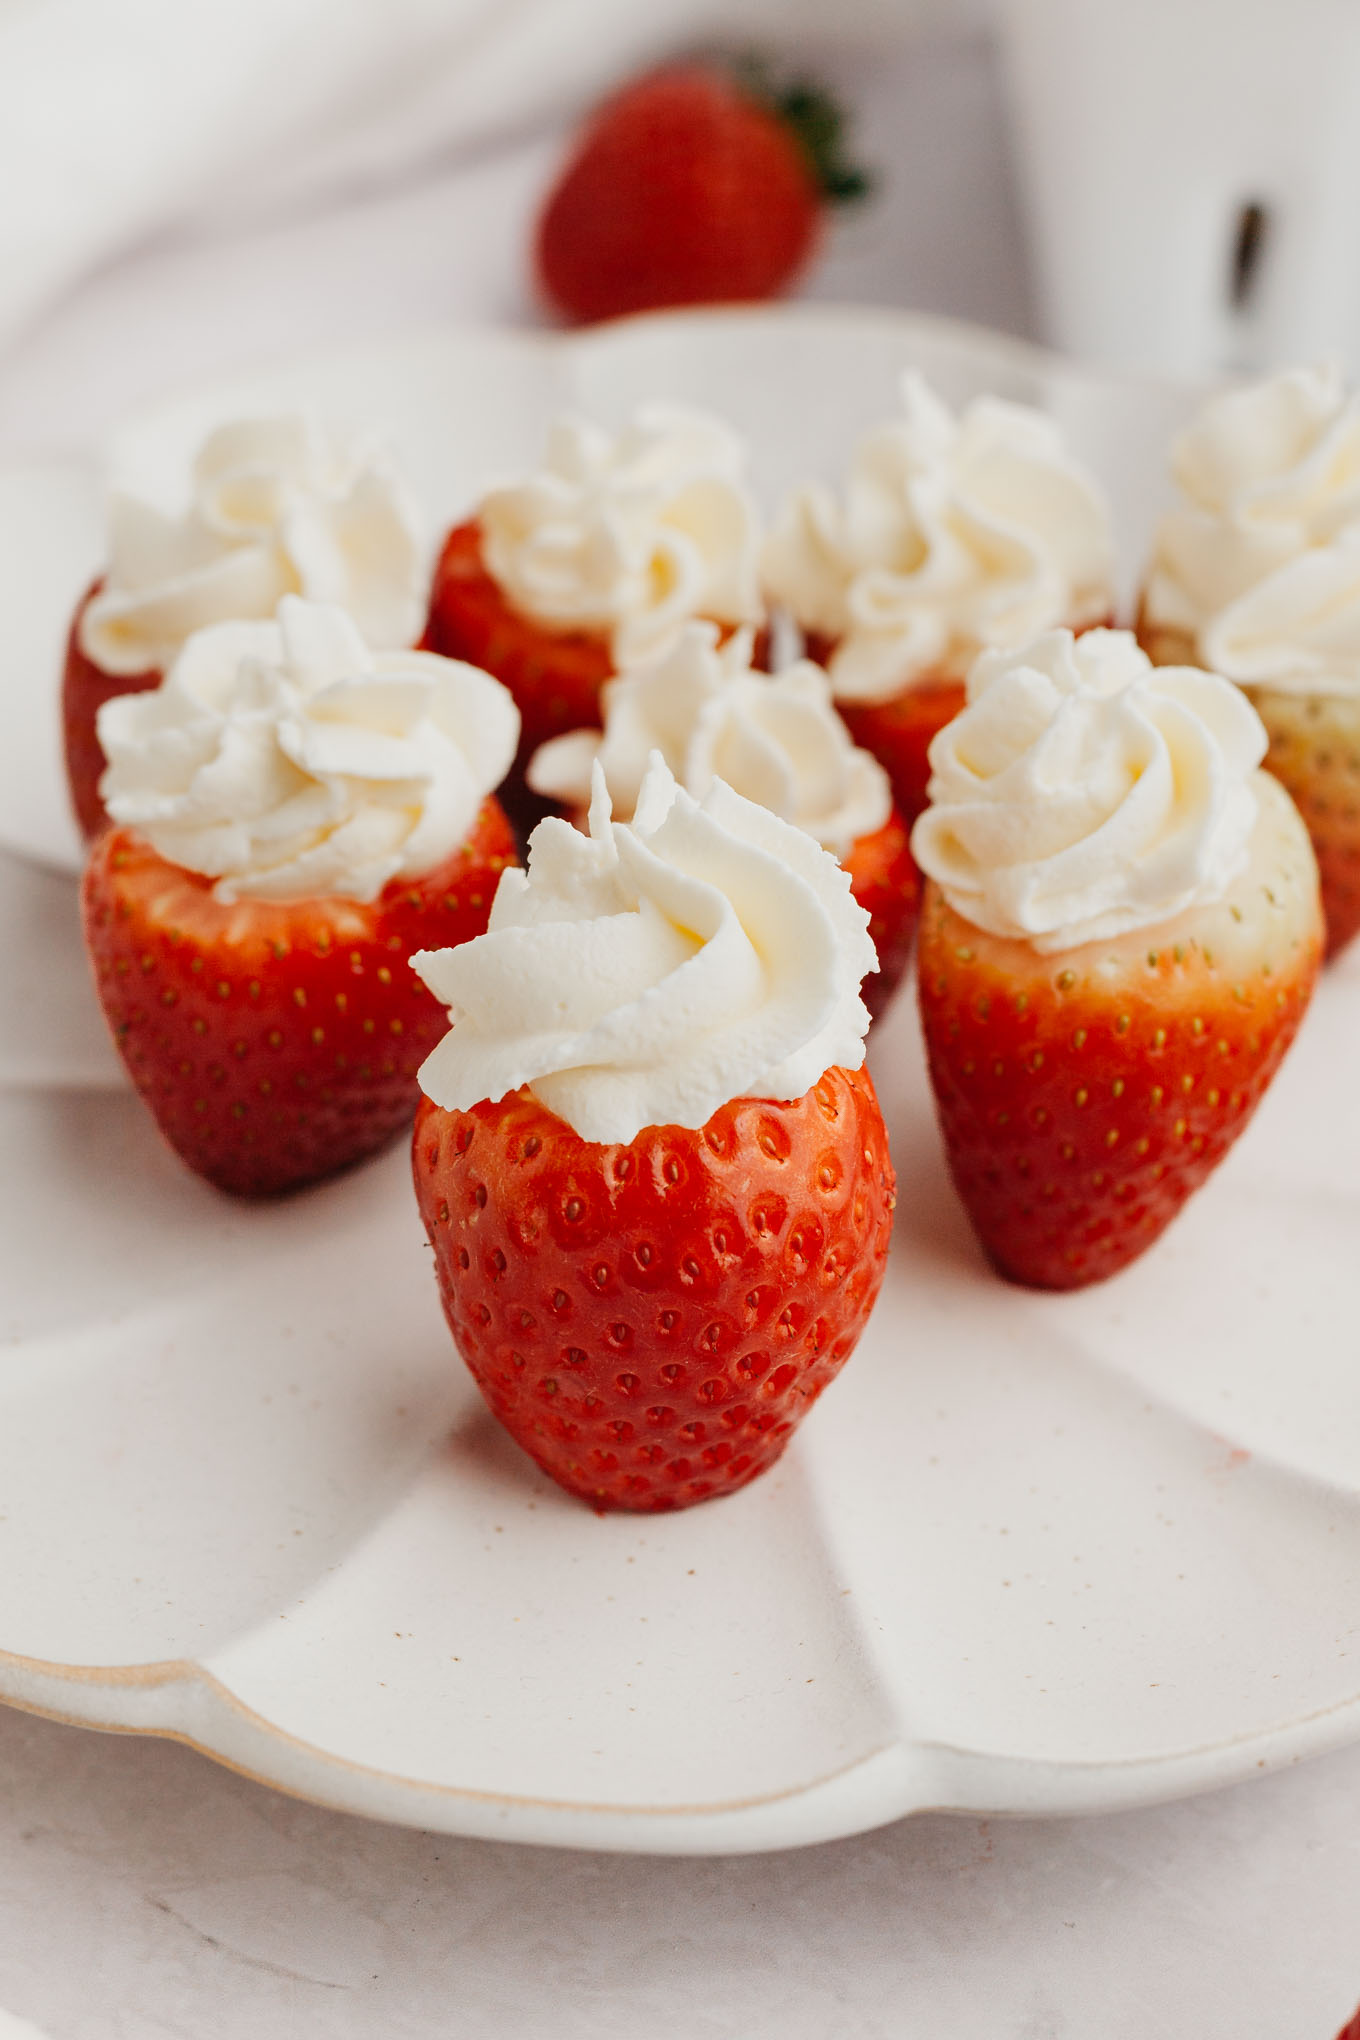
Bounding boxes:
[2,1645,1355,1854]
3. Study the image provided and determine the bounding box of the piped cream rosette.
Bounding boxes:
[477,406,763,669]
[81,415,426,677]
[413,756,877,1145]
[762,372,1114,705]
[1144,363,1360,697]
[911,628,1268,953]
[526,622,891,859]
[97,596,519,904]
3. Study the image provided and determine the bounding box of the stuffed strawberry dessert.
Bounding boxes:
[422,405,764,810]
[1140,364,1360,957]
[912,628,1321,1291]
[65,414,426,839]
[527,620,918,1016]
[410,755,895,1512]
[83,597,519,1196]
[762,372,1115,829]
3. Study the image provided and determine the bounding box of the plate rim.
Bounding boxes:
[4,1632,1359,1853]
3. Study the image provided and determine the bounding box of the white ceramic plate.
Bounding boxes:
[2,306,1358,1856]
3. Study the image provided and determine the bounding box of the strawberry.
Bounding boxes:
[83,803,516,1197]
[837,677,967,834]
[1223,686,1360,961]
[795,632,970,836]
[804,625,1106,834]
[1334,2010,1360,2040]
[424,518,770,833]
[63,579,159,841]
[1138,613,1360,960]
[412,1064,894,1512]
[534,62,868,325]
[424,520,618,786]
[842,806,919,1018]
[917,773,1321,1290]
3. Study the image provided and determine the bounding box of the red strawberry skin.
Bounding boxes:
[63,579,161,842]
[424,518,771,836]
[535,65,821,325]
[839,679,968,834]
[412,1067,895,1512]
[424,520,618,783]
[805,623,1113,833]
[83,804,516,1197]
[842,804,919,1019]
[794,631,966,833]
[916,782,1321,1289]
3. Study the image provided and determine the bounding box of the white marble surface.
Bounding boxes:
[2,23,1359,2036]
[0,1702,1358,2037]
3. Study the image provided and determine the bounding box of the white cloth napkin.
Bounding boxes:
[0,2012,49,2040]
[0,0,948,355]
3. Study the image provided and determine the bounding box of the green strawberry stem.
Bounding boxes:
[732,53,872,204]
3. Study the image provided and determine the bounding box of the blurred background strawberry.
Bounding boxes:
[535,57,869,322]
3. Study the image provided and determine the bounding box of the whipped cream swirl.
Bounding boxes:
[763,372,1114,706]
[911,629,1266,952]
[97,597,519,905]
[1145,364,1360,696]
[478,406,763,669]
[414,756,876,1144]
[527,622,891,858]
[81,415,426,677]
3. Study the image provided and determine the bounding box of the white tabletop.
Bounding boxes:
[1,1700,1358,2036]
[1,25,1356,2037]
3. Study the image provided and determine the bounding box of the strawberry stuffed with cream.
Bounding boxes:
[411,754,894,1511]
[65,414,426,839]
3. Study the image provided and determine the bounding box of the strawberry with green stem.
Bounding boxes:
[535,58,869,325]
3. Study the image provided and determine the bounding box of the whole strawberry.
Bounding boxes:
[913,630,1322,1290]
[86,810,514,1196]
[83,597,521,1196]
[410,755,892,1510]
[536,62,867,325]
[413,1068,893,1511]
